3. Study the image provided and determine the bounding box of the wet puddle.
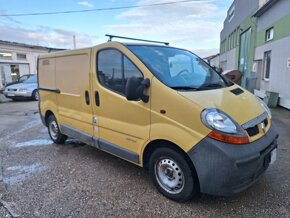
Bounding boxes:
[3,163,46,185]
[12,139,53,148]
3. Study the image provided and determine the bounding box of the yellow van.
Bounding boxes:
[38,36,278,202]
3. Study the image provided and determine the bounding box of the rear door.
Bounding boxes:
[91,45,151,164]
[55,49,95,145]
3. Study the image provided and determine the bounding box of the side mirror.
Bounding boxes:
[125,77,150,103]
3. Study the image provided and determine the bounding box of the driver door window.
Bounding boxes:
[97,49,143,95]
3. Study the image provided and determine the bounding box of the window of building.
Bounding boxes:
[0,52,12,60]
[237,27,240,46]
[263,51,271,80]
[16,53,27,60]
[223,40,226,53]
[220,40,226,53]
[97,49,143,95]
[265,27,274,42]
[232,33,234,49]
[228,5,235,23]
[233,30,236,47]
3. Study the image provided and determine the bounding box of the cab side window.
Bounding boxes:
[124,56,143,84]
[98,49,123,94]
[97,49,143,95]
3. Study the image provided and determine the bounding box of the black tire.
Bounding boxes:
[47,115,67,144]
[32,90,39,101]
[149,147,199,202]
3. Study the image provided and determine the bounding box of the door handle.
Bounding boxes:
[85,91,90,105]
[95,91,100,106]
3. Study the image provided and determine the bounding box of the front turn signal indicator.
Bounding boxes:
[208,131,249,145]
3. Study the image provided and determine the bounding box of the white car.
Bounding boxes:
[3,74,39,101]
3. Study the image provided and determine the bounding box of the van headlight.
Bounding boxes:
[256,97,272,119]
[201,108,249,144]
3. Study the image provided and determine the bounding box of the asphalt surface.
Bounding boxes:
[0,101,289,217]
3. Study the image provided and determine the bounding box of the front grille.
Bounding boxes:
[263,118,268,127]
[243,113,269,137]
[246,126,259,137]
[8,89,17,91]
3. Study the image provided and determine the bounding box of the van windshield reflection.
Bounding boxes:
[127,45,227,91]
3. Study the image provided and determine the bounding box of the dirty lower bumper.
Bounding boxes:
[187,123,278,196]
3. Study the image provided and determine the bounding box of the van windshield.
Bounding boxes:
[127,45,228,91]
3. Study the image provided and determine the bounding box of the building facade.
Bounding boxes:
[220,0,290,109]
[220,0,259,87]
[253,0,290,108]
[0,40,62,90]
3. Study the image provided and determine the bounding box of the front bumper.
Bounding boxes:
[187,122,278,196]
[3,90,32,98]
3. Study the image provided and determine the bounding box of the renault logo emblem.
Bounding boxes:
[261,123,266,133]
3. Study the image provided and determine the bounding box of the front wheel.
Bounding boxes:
[149,147,199,202]
[32,90,39,101]
[47,115,67,144]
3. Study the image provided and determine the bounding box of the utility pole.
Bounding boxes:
[73,35,76,49]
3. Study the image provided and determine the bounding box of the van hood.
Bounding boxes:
[178,85,265,125]
[6,83,37,90]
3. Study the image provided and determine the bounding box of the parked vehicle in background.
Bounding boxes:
[38,35,278,202]
[3,74,39,101]
[5,74,35,87]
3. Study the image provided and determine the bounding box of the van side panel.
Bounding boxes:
[38,58,58,122]
[148,77,211,153]
[55,51,93,137]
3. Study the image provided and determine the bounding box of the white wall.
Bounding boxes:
[0,43,52,89]
[209,55,220,68]
[219,48,236,71]
[255,35,290,98]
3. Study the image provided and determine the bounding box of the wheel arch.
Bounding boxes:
[142,139,195,170]
[44,110,55,126]
[142,139,200,194]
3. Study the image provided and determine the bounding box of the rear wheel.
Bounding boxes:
[47,115,67,144]
[149,147,199,202]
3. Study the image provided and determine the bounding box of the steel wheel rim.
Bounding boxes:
[154,158,185,194]
[49,121,58,140]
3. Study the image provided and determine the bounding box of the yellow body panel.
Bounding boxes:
[91,43,152,156]
[38,42,269,167]
[149,77,210,153]
[39,48,94,137]
[178,85,264,125]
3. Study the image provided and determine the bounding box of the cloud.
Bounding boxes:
[191,48,219,58]
[0,25,98,49]
[77,1,94,8]
[107,0,227,55]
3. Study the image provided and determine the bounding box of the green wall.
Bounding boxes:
[256,13,290,47]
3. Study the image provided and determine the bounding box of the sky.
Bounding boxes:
[0,0,233,57]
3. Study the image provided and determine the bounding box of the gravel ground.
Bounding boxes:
[0,101,289,217]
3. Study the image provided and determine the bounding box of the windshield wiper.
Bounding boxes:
[197,83,224,90]
[170,86,199,90]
